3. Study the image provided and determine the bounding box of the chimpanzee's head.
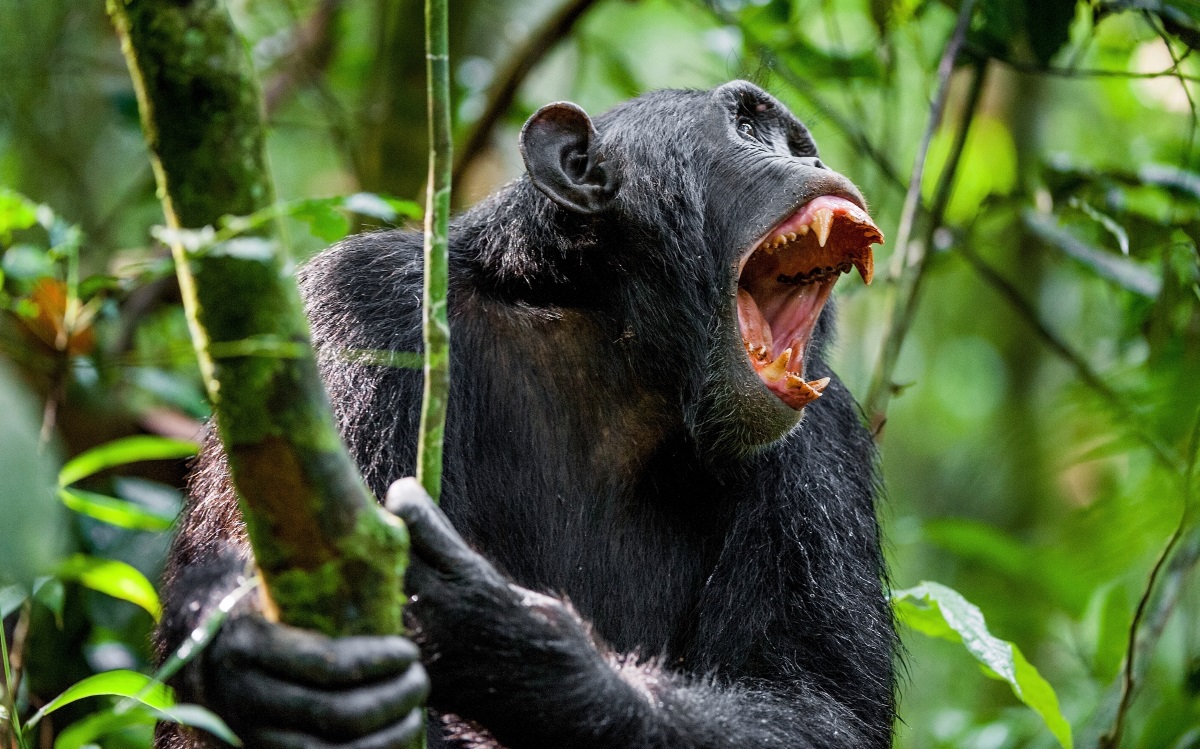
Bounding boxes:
[514,80,882,455]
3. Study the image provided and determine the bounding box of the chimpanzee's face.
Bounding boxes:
[695,81,882,450]
[519,81,883,454]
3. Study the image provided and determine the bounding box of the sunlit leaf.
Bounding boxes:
[0,188,39,241]
[60,487,176,531]
[57,555,161,621]
[58,436,199,488]
[893,582,1073,749]
[27,670,171,729]
[924,116,1017,223]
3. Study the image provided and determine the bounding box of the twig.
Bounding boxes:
[418,0,452,502]
[451,0,602,190]
[861,0,981,432]
[1098,410,1200,749]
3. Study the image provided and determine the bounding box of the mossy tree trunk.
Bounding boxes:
[107,0,408,638]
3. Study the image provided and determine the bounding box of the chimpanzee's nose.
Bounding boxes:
[794,156,826,170]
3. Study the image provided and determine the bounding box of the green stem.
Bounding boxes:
[418,0,452,503]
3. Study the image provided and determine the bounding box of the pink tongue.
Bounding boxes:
[737,289,772,351]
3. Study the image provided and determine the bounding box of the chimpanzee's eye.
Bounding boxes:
[737,117,757,140]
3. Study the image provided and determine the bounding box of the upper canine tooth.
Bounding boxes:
[810,207,834,247]
[761,348,791,381]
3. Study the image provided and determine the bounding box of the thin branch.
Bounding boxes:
[1098,410,1200,749]
[862,0,981,432]
[989,55,1200,84]
[451,0,602,189]
[957,246,1185,474]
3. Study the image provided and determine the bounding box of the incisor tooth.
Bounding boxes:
[760,348,791,381]
[810,207,833,248]
[785,374,830,407]
[796,224,809,236]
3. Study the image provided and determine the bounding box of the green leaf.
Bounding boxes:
[27,670,172,729]
[0,585,26,619]
[291,198,351,242]
[893,581,1073,749]
[32,576,65,624]
[58,436,199,488]
[0,188,40,241]
[57,555,161,621]
[1024,0,1076,65]
[54,703,240,749]
[59,488,176,531]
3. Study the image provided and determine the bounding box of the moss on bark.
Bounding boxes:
[108,0,407,638]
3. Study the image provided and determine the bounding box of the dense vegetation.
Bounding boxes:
[2,1,1199,748]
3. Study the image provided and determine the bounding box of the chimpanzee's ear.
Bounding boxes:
[520,102,619,214]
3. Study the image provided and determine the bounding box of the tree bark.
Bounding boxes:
[107,0,408,638]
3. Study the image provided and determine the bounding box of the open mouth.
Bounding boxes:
[736,195,884,410]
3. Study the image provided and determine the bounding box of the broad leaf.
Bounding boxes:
[893,581,1073,749]
[57,555,161,621]
[27,670,171,729]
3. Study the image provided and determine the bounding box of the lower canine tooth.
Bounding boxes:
[811,207,833,247]
[853,254,874,285]
[761,348,791,381]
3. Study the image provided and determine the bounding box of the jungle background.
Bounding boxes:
[2,0,1199,747]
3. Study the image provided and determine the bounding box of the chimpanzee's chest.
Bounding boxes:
[445,479,732,659]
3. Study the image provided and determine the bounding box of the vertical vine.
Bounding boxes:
[417,0,452,503]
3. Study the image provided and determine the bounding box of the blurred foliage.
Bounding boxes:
[1,0,1200,748]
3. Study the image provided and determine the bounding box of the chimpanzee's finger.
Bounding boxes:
[223,661,429,739]
[219,616,420,687]
[385,478,483,576]
[243,708,424,749]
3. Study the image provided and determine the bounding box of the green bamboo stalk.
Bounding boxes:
[107,0,408,639]
[417,0,452,503]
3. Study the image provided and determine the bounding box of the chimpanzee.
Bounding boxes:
[155,80,894,749]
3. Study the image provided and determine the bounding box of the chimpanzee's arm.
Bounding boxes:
[388,480,873,749]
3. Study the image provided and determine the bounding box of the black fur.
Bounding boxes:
[156,81,896,749]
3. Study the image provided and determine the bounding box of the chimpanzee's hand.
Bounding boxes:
[200,613,429,749]
[386,479,603,725]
